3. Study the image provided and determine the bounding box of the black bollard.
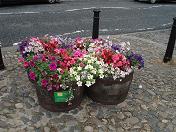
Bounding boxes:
[92,9,101,39]
[0,44,5,70]
[163,17,176,63]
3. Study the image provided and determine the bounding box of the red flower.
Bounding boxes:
[101,49,113,64]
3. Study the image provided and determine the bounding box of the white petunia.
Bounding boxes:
[99,74,104,79]
[75,75,80,81]
[98,69,104,74]
[91,69,97,74]
[87,74,93,80]
[77,66,82,71]
[87,59,92,64]
[85,81,92,87]
[77,81,82,87]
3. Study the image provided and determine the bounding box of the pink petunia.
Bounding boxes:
[116,61,123,67]
[54,48,60,54]
[52,74,59,79]
[50,56,56,61]
[18,57,24,63]
[112,54,120,63]
[29,61,35,67]
[29,71,36,81]
[79,62,85,67]
[73,50,84,58]
[42,55,47,62]
[41,79,48,88]
[33,55,38,61]
[49,62,57,71]
[23,61,29,68]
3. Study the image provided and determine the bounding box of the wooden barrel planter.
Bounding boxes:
[86,72,133,105]
[34,83,84,112]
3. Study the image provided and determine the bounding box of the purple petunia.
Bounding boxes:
[111,44,121,52]
[127,52,144,69]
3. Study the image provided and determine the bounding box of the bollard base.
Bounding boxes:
[163,57,172,63]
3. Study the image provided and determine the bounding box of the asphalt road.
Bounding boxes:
[0,0,176,47]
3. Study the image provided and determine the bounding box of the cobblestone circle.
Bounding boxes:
[0,30,176,132]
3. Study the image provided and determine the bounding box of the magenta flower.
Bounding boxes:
[29,61,35,67]
[29,71,36,81]
[49,62,57,71]
[18,57,24,63]
[41,79,48,88]
[23,61,29,68]
[33,55,38,61]
[49,56,56,61]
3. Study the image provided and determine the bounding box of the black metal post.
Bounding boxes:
[163,17,176,63]
[92,9,101,39]
[0,44,5,70]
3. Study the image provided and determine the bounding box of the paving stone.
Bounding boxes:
[111,118,116,125]
[124,112,132,118]
[102,119,108,124]
[44,127,50,132]
[116,127,124,132]
[0,128,6,132]
[20,116,30,124]
[118,102,128,108]
[159,111,169,118]
[117,112,125,119]
[66,120,78,126]
[108,125,116,131]
[84,126,94,132]
[166,124,174,131]
[15,103,23,109]
[125,117,139,125]
[31,115,42,123]
[0,120,9,128]
[121,121,131,130]
[157,122,166,130]
[141,104,148,111]
[162,119,169,123]
[172,118,176,125]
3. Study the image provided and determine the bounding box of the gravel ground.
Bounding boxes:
[0,29,176,132]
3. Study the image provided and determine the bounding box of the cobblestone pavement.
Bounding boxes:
[0,29,176,132]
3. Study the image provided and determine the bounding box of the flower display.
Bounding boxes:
[18,36,144,103]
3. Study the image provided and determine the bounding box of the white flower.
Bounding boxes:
[87,59,92,64]
[99,74,104,79]
[72,71,77,76]
[87,74,93,80]
[98,69,104,74]
[85,81,92,87]
[77,81,82,87]
[91,79,95,84]
[88,65,94,69]
[77,66,82,71]
[120,71,126,78]
[91,69,96,74]
[70,68,74,73]
[85,65,89,70]
[75,75,80,81]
